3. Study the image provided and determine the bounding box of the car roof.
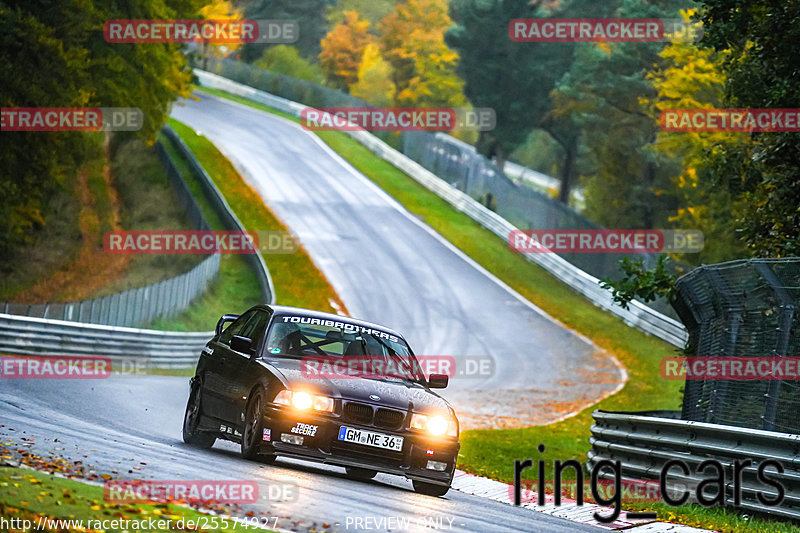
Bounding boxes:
[252,304,406,340]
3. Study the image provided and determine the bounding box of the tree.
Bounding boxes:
[319,10,374,91]
[550,0,698,221]
[198,0,243,70]
[326,0,396,29]
[447,0,578,173]
[254,45,325,83]
[87,0,204,139]
[0,0,203,255]
[600,256,677,310]
[554,40,680,227]
[643,14,748,264]
[698,0,800,257]
[241,0,337,62]
[379,0,467,108]
[350,43,395,106]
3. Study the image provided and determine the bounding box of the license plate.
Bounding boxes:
[338,426,403,451]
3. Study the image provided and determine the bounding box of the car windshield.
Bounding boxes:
[264,316,423,382]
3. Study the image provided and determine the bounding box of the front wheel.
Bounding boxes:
[241,389,275,462]
[412,480,450,497]
[183,381,216,449]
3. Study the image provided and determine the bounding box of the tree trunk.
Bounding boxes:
[494,144,506,172]
[643,161,656,228]
[557,137,577,204]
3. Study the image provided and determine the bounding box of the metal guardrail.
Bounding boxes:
[588,410,800,521]
[0,140,221,328]
[0,313,210,368]
[194,69,689,348]
[1,257,220,328]
[162,126,275,306]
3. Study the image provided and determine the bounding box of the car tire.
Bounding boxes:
[412,480,450,497]
[345,467,377,480]
[241,389,275,462]
[183,381,216,449]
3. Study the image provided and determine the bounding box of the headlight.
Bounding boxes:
[292,391,312,410]
[273,390,334,412]
[312,395,335,412]
[410,413,427,430]
[273,390,292,406]
[427,415,449,436]
[410,413,458,437]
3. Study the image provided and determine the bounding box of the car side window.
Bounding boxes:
[219,311,255,345]
[239,310,271,353]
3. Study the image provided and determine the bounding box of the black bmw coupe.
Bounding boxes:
[183,305,460,496]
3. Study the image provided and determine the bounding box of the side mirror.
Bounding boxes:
[230,335,252,355]
[215,314,240,337]
[427,373,449,389]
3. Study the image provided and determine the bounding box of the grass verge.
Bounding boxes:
[90,136,204,298]
[0,466,260,532]
[0,135,209,305]
[197,86,796,533]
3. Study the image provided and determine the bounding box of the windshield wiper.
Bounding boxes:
[363,334,423,383]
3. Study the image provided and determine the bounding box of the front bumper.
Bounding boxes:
[257,405,459,486]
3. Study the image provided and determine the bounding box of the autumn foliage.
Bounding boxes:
[317,0,467,108]
[319,10,374,91]
[378,0,465,107]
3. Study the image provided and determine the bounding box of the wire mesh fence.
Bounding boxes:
[0,141,221,328]
[672,257,800,433]
[402,132,664,280]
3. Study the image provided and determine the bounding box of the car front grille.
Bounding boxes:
[342,401,373,425]
[374,408,405,430]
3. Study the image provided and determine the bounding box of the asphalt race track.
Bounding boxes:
[0,92,621,533]
[171,93,624,428]
[0,377,603,532]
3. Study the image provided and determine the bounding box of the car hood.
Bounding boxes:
[258,358,452,413]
